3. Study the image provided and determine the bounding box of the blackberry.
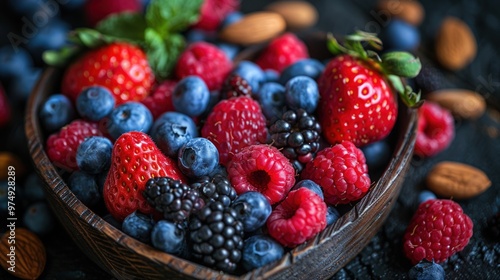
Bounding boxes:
[414,62,450,94]
[221,73,252,99]
[143,177,204,223]
[191,174,238,207]
[269,108,321,172]
[189,201,244,273]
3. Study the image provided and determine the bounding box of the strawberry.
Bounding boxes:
[318,32,422,147]
[61,42,154,106]
[103,131,185,222]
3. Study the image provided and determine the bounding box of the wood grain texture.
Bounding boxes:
[24,36,418,279]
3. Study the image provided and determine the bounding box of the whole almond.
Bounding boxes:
[377,0,425,26]
[0,228,46,280]
[219,12,286,46]
[426,89,486,119]
[435,17,477,71]
[426,161,491,200]
[265,1,318,30]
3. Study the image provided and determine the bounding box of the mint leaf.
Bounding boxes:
[96,12,146,43]
[146,0,203,36]
[145,28,186,80]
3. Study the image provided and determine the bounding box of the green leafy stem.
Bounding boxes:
[43,0,203,80]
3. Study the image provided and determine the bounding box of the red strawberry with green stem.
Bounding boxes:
[103,131,185,222]
[318,31,422,147]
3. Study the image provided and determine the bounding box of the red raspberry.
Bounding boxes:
[201,96,267,165]
[220,73,252,99]
[191,0,240,31]
[255,33,309,73]
[0,83,11,127]
[175,42,232,91]
[403,199,473,264]
[301,141,371,205]
[84,0,141,27]
[227,144,296,205]
[46,120,104,171]
[141,80,177,120]
[415,101,455,158]
[266,187,327,247]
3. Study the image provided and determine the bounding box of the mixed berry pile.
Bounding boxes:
[21,0,478,277]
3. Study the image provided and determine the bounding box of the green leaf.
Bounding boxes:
[96,12,147,43]
[146,0,203,36]
[387,75,423,108]
[381,52,422,78]
[43,46,82,67]
[145,28,186,80]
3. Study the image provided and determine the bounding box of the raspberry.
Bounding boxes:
[46,120,104,171]
[220,73,252,99]
[201,96,268,165]
[255,33,309,73]
[415,101,455,158]
[227,144,295,205]
[143,177,204,223]
[141,80,177,120]
[191,0,240,31]
[403,199,473,264]
[301,141,371,205]
[266,187,327,247]
[84,0,141,27]
[175,42,232,91]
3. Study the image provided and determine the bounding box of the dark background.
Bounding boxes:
[1,0,499,279]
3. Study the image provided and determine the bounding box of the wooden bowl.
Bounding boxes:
[25,34,418,279]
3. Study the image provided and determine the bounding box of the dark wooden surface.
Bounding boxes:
[1,0,500,279]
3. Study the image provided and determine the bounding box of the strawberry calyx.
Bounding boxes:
[43,0,203,80]
[326,31,423,108]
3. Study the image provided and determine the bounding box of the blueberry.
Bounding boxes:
[96,170,108,194]
[382,19,420,51]
[220,11,243,29]
[285,76,319,114]
[76,136,113,174]
[23,201,55,235]
[233,192,272,232]
[39,94,75,132]
[242,234,284,271]
[122,211,155,244]
[257,82,286,122]
[409,260,445,280]
[264,69,280,83]
[418,190,437,205]
[216,43,240,61]
[151,111,198,140]
[178,137,219,178]
[0,46,33,80]
[279,59,325,85]
[26,18,70,59]
[173,76,210,117]
[185,29,214,44]
[68,171,101,208]
[361,140,392,171]
[232,61,265,93]
[107,102,153,139]
[8,68,42,105]
[291,180,324,200]
[7,0,45,15]
[76,86,115,121]
[151,220,187,255]
[154,121,192,158]
[22,173,46,203]
[326,205,341,226]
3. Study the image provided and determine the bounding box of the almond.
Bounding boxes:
[219,12,286,46]
[0,228,46,280]
[435,17,477,71]
[265,1,318,30]
[426,89,486,119]
[426,161,491,200]
[377,0,425,26]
